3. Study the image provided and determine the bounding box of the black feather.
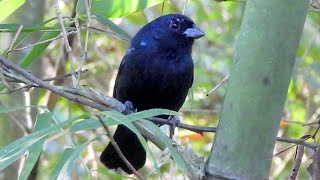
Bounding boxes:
[100,14,204,174]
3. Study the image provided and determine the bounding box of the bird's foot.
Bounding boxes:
[168,115,180,138]
[123,101,137,115]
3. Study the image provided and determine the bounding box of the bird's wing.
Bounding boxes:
[112,49,141,100]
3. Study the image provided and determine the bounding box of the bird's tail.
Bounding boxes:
[100,125,146,174]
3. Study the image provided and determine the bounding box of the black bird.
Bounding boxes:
[100,14,204,174]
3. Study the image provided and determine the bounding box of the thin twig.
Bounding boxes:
[54,0,78,88]
[74,17,86,84]
[206,74,229,96]
[0,67,13,91]
[74,18,86,63]
[7,25,24,53]
[54,0,72,55]
[42,16,74,25]
[288,145,304,180]
[0,85,33,94]
[84,26,129,41]
[180,109,219,114]
[96,115,146,180]
[276,137,318,149]
[9,31,77,52]
[84,0,92,59]
[148,116,217,134]
[303,118,320,126]
[274,144,298,157]
[1,70,87,94]
[2,70,32,85]
[4,69,87,83]
[43,69,88,81]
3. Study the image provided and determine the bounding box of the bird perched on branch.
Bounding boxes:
[100,14,204,174]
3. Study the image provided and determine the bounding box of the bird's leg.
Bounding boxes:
[123,100,137,115]
[168,115,180,139]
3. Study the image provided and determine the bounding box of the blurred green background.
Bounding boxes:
[0,0,319,179]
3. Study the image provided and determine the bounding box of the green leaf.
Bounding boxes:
[70,108,176,132]
[49,148,75,180]
[0,149,25,172]
[0,0,26,22]
[127,108,177,120]
[19,31,60,68]
[0,105,42,113]
[18,19,75,68]
[18,113,52,180]
[93,15,131,41]
[102,111,160,174]
[49,140,94,179]
[0,114,85,171]
[0,84,6,92]
[77,0,167,18]
[4,17,69,53]
[0,24,60,32]
[140,120,186,170]
[70,118,119,132]
[0,130,49,171]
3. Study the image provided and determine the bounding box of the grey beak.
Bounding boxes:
[183,25,205,39]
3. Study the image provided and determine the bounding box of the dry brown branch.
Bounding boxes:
[288,145,304,180]
[307,147,320,179]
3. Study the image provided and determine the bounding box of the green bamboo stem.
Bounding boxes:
[206,0,309,179]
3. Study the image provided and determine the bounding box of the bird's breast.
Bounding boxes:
[115,50,194,111]
[131,56,193,111]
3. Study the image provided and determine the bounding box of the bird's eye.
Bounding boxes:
[170,23,180,30]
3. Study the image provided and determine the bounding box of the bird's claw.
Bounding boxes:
[169,115,180,127]
[168,115,180,138]
[123,101,137,115]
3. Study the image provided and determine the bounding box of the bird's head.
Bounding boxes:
[131,14,204,52]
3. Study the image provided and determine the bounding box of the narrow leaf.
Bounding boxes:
[102,111,160,174]
[19,31,60,68]
[70,108,176,132]
[49,148,75,180]
[50,140,94,179]
[18,113,52,180]
[0,0,26,22]
[0,149,25,171]
[0,105,41,113]
[70,118,119,132]
[93,15,131,41]
[0,24,60,32]
[127,108,177,120]
[0,114,85,171]
[141,120,186,170]
[77,0,167,18]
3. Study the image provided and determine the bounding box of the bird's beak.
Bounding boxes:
[183,25,205,39]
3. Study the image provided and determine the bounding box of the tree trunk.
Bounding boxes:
[205,0,308,179]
